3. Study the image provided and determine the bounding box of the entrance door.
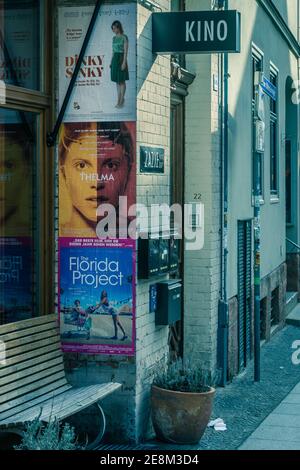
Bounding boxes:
[237,219,252,370]
[168,97,184,360]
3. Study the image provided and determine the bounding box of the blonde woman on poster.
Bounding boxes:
[110,20,129,109]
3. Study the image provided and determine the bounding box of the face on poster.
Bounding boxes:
[59,120,136,238]
[59,237,135,355]
[58,3,137,123]
[0,112,33,238]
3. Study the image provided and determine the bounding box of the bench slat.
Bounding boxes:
[4,336,61,359]
[0,315,57,336]
[0,321,58,344]
[4,328,59,351]
[0,370,66,405]
[0,348,62,379]
[0,380,70,420]
[0,356,64,388]
[0,383,122,426]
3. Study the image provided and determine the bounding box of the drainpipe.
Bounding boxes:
[253,81,262,383]
[217,0,229,387]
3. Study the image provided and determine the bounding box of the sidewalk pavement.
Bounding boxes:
[98,324,300,451]
[239,382,300,450]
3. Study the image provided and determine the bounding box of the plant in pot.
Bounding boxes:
[151,359,217,445]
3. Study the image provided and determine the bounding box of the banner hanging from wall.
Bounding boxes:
[58,3,137,122]
[58,1,137,356]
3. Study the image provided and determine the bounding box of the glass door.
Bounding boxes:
[0,107,43,324]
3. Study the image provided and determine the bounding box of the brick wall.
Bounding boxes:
[135,0,171,442]
[184,0,222,373]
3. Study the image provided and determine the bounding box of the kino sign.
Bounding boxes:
[152,10,241,54]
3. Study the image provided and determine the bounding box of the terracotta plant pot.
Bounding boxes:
[151,385,215,445]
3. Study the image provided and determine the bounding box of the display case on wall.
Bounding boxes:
[138,234,181,279]
[138,237,160,279]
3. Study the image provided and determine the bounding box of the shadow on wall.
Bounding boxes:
[137,13,156,95]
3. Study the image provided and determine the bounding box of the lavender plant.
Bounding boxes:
[153,359,219,393]
[15,415,80,450]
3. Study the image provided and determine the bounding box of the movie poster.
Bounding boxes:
[58,2,137,356]
[58,3,137,122]
[0,237,33,324]
[0,111,35,324]
[0,2,40,90]
[59,120,136,238]
[0,114,33,237]
[59,237,135,355]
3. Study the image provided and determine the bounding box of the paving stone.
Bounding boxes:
[261,413,300,428]
[290,383,300,394]
[250,425,300,443]
[239,438,300,451]
[273,404,300,416]
[282,393,300,404]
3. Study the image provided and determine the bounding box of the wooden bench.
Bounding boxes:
[0,314,121,448]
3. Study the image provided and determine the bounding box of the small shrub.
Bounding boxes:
[15,415,80,451]
[153,359,219,393]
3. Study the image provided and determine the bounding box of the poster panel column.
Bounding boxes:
[58,2,136,356]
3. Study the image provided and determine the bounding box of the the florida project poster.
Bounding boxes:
[59,237,135,355]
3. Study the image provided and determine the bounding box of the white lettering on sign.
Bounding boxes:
[144,150,163,169]
[186,21,195,42]
[217,20,228,41]
[204,21,214,42]
[185,20,229,43]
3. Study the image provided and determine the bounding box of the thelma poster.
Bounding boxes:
[58,2,137,123]
[59,237,135,355]
[59,121,136,238]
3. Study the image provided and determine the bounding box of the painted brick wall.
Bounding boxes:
[184,0,222,373]
[135,0,171,442]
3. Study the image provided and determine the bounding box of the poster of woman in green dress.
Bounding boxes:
[110,21,129,109]
[59,3,136,123]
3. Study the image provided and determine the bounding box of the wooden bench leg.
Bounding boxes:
[85,403,106,450]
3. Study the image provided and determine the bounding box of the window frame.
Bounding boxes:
[269,62,279,200]
[0,0,54,320]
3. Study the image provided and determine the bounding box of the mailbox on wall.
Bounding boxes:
[138,235,181,279]
[138,235,170,279]
[155,280,182,326]
[138,237,160,279]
